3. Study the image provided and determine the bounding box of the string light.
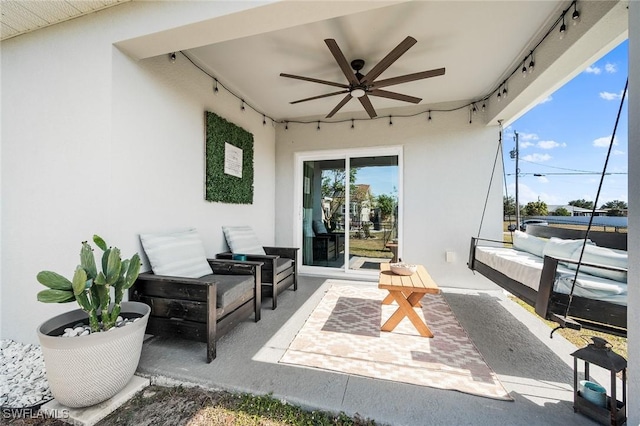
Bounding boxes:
[285,122,288,130]
[428,110,432,121]
[351,119,355,129]
[169,52,176,63]
[528,51,535,73]
[572,2,580,24]
[317,121,320,131]
[241,100,245,111]
[472,103,477,114]
[481,102,486,112]
[213,79,219,94]
[559,14,566,39]
[389,115,393,126]
[522,59,528,77]
[502,84,508,99]
[263,115,266,125]
[469,106,472,124]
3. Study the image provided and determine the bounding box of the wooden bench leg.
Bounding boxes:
[381,290,433,338]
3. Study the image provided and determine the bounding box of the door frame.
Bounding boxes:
[294,145,404,278]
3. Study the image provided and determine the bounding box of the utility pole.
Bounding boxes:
[510,132,520,227]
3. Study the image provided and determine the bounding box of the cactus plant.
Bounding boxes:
[37,235,141,332]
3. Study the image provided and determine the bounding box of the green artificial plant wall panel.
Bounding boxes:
[205,111,254,204]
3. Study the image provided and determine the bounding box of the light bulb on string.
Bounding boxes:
[169,52,176,63]
[428,110,432,121]
[572,2,580,24]
[528,52,535,73]
[317,121,320,131]
[502,85,508,99]
[481,102,486,112]
[472,104,477,114]
[285,122,288,131]
[263,115,266,126]
[241,100,245,111]
[351,119,355,129]
[213,79,219,94]
[559,15,566,39]
[522,60,528,77]
[389,115,393,126]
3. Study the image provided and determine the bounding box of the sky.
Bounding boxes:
[503,39,629,208]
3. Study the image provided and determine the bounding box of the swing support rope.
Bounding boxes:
[561,78,628,323]
[477,121,505,239]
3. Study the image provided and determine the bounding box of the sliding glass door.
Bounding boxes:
[297,147,401,274]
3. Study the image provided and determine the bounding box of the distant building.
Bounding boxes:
[548,205,608,216]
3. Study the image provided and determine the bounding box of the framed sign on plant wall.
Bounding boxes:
[205,111,254,204]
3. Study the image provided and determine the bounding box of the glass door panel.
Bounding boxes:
[301,159,346,268]
[347,156,399,271]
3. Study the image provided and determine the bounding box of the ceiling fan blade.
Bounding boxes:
[325,39,359,85]
[280,73,349,89]
[359,95,377,118]
[368,89,422,104]
[290,90,349,104]
[326,94,353,118]
[361,36,417,85]
[371,68,446,89]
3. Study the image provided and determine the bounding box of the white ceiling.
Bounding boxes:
[0,0,129,41]
[184,1,564,121]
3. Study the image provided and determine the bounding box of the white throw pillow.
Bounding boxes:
[222,226,266,255]
[512,230,546,258]
[542,237,592,261]
[568,245,627,282]
[139,229,213,278]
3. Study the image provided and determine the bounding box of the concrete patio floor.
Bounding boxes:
[135,275,604,426]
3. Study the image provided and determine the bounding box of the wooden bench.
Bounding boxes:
[129,259,262,363]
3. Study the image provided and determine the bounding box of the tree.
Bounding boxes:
[523,200,548,216]
[601,200,627,217]
[568,199,594,209]
[503,196,516,216]
[554,207,571,216]
[376,194,396,221]
[321,168,358,227]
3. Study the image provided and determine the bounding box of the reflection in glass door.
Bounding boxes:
[302,159,346,268]
[299,149,401,273]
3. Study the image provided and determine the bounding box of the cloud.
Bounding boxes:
[519,132,539,141]
[536,176,549,183]
[613,149,625,155]
[600,91,623,101]
[537,96,553,105]
[519,141,535,149]
[521,153,552,162]
[584,66,602,75]
[593,135,618,147]
[605,63,617,73]
[537,140,566,149]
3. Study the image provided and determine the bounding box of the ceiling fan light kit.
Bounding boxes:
[280,36,446,119]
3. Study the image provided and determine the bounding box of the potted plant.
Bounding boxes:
[36,235,150,408]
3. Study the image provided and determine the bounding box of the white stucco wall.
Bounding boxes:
[274,110,503,289]
[627,1,639,423]
[0,2,276,344]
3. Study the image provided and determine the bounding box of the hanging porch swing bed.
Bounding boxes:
[468,228,627,337]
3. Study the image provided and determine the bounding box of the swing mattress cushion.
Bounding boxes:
[474,245,627,306]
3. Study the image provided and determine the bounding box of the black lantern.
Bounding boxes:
[571,336,627,425]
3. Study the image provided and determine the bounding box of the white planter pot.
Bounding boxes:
[36,301,150,408]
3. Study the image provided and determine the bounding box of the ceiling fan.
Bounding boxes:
[280,36,445,119]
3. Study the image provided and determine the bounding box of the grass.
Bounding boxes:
[509,295,627,359]
[99,386,379,426]
[348,234,394,259]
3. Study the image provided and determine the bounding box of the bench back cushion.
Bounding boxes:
[222,226,266,255]
[140,229,213,278]
[512,231,546,257]
[569,245,628,282]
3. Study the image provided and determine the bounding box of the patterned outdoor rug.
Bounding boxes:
[280,284,512,400]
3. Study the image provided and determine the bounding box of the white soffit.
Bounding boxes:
[0,0,131,41]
